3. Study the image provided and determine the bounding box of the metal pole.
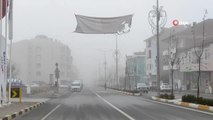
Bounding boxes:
[104,52,107,89]
[0,0,3,106]
[4,2,10,103]
[98,49,111,89]
[8,0,13,103]
[8,20,12,104]
[4,0,8,103]
[98,63,100,85]
[115,34,119,89]
[156,0,161,96]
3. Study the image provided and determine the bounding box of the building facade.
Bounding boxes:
[10,35,74,84]
[145,25,186,89]
[145,29,172,88]
[162,19,213,93]
[125,52,146,90]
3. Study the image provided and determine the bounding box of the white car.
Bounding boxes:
[60,84,69,88]
[137,83,149,93]
[160,83,171,92]
[71,80,83,92]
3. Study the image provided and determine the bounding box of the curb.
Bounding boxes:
[113,89,141,96]
[152,96,213,112]
[151,96,176,103]
[0,102,46,120]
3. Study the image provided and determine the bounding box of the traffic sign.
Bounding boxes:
[11,88,20,98]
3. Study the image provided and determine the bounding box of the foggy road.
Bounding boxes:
[15,87,213,120]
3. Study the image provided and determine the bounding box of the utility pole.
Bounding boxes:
[115,34,119,89]
[8,0,13,104]
[98,49,112,90]
[148,0,167,96]
[104,53,107,90]
[156,0,160,97]
[0,0,2,106]
[55,63,60,93]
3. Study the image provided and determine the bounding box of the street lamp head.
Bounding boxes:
[148,4,167,34]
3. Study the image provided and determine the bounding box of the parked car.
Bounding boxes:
[137,83,149,93]
[160,83,171,92]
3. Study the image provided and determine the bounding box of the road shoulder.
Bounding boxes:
[151,96,213,113]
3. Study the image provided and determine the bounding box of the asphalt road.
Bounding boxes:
[15,87,213,120]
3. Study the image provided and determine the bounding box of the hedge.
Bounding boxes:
[159,93,175,100]
[182,94,213,106]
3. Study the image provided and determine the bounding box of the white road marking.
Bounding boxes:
[95,93,135,120]
[140,97,213,116]
[41,104,61,120]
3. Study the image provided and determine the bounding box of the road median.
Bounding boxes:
[151,96,213,112]
[109,88,142,96]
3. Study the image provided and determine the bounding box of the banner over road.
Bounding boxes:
[74,14,133,34]
[0,0,7,19]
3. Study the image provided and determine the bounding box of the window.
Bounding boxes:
[148,50,151,58]
[181,54,184,65]
[147,40,151,47]
[204,48,210,60]
[28,55,32,59]
[36,46,41,53]
[188,51,191,63]
[192,51,198,64]
[28,46,32,51]
[28,63,32,68]
[61,55,66,61]
[36,55,41,61]
[147,64,149,71]
[36,71,41,76]
[36,63,41,68]
[28,47,33,59]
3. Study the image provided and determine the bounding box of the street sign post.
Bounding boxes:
[10,87,22,103]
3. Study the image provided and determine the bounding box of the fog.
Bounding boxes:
[13,0,213,85]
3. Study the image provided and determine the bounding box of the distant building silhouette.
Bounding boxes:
[10,35,74,84]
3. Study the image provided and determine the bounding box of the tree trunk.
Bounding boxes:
[171,65,174,97]
[197,58,201,100]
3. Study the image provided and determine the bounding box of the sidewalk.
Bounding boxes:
[11,97,49,103]
[0,87,70,120]
[0,97,49,119]
[0,102,41,119]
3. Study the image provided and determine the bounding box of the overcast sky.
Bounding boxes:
[13,0,213,82]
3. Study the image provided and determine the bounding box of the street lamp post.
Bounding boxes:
[55,63,60,93]
[148,0,167,96]
[115,35,119,89]
[98,49,112,90]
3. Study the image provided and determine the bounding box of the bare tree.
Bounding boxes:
[192,10,208,99]
[167,29,180,98]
